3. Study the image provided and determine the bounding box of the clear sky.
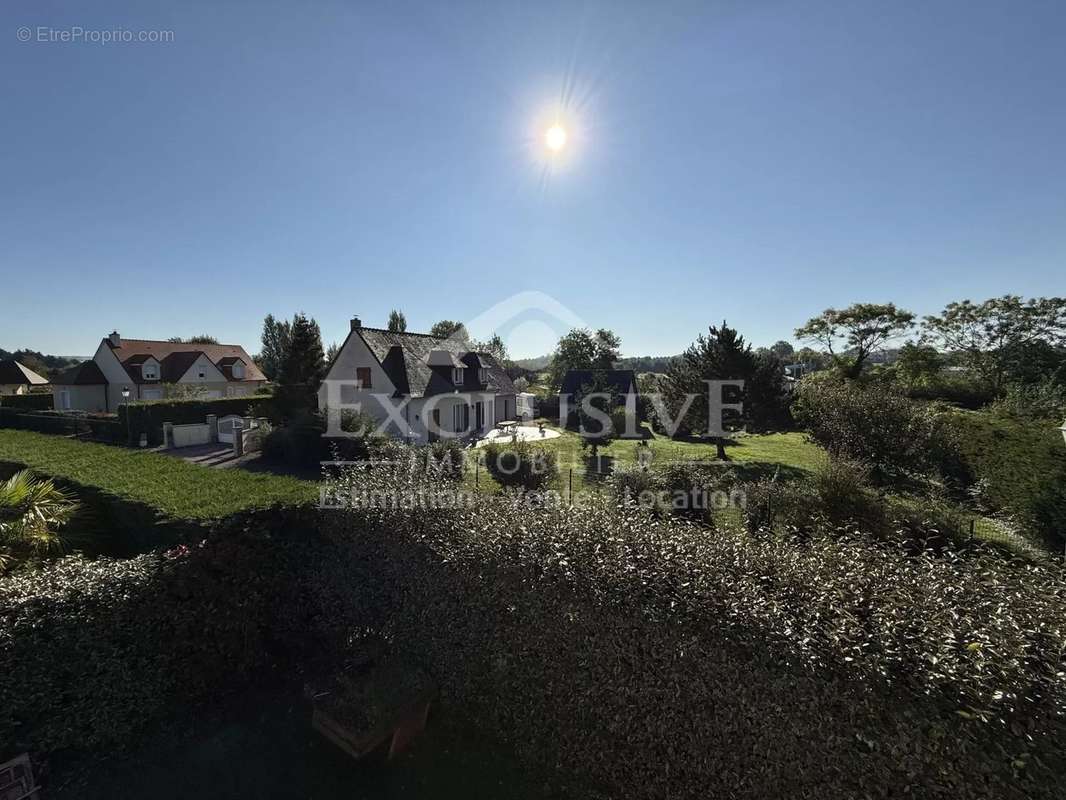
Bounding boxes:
[3,0,1065,358]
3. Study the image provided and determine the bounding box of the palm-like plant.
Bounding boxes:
[0,470,80,570]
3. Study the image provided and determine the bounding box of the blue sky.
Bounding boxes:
[2,0,1064,358]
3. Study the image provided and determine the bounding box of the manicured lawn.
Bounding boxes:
[0,430,316,519]
[467,426,826,493]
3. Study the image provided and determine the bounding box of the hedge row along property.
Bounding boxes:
[3,436,1065,798]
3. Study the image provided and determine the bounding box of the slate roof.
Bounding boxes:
[51,360,107,386]
[353,327,515,398]
[0,360,49,386]
[560,369,639,396]
[106,338,265,382]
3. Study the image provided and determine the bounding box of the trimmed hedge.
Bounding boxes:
[0,393,52,410]
[323,462,1066,799]
[0,510,346,758]
[118,397,255,446]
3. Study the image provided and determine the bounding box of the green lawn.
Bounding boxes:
[0,429,316,519]
[467,426,826,493]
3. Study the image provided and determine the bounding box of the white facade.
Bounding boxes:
[320,327,511,444]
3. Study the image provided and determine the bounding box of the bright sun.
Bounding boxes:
[545,124,567,152]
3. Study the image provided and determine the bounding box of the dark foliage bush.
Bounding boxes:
[323,461,1066,799]
[482,440,557,491]
[903,376,997,409]
[262,410,327,466]
[0,393,52,410]
[119,397,254,446]
[0,512,329,758]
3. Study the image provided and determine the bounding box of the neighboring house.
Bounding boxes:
[319,317,516,443]
[560,369,639,409]
[0,360,49,396]
[50,331,266,412]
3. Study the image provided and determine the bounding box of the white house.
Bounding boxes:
[319,317,516,443]
[50,332,266,412]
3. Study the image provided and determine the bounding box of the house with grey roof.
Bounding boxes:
[319,316,516,443]
[50,331,266,412]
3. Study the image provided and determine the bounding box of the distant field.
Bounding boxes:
[0,430,316,519]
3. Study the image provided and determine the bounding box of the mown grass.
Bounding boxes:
[0,430,316,519]
[466,425,826,494]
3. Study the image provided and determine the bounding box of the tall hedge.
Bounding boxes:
[118,397,254,445]
[323,464,1066,799]
[0,393,53,410]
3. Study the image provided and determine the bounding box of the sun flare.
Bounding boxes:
[545,124,568,152]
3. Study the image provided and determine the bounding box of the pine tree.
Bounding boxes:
[278,313,326,389]
[258,314,292,381]
[663,321,754,457]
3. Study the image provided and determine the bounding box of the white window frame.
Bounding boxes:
[479,367,488,382]
[142,363,159,381]
[452,367,465,385]
[232,362,245,379]
[59,390,71,410]
[142,388,163,401]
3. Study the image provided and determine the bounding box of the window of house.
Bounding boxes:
[142,363,159,380]
[198,370,206,379]
[479,367,488,382]
[356,367,372,388]
[452,367,465,384]
[232,362,245,379]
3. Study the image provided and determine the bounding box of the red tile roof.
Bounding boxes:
[107,338,265,382]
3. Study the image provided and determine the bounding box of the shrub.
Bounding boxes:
[0,518,323,757]
[323,461,1066,800]
[0,393,52,411]
[990,378,1066,420]
[792,373,958,485]
[262,411,327,466]
[482,440,557,491]
[947,411,1066,549]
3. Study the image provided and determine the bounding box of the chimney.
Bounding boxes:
[108,331,121,347]
[350,316,362,331]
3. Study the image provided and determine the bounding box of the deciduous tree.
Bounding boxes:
[795,303,915,379]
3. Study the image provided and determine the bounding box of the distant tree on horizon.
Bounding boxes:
[795,303,915,379]
[387,309,407,333]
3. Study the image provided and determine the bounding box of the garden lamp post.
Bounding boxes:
[121,386,131,444]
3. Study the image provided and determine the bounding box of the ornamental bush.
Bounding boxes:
[481,440,557,491]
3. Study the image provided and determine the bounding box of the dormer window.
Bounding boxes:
[452,367,465,385]
[142,363,159,381]
[232,362,245,379]
[479,367,488,383]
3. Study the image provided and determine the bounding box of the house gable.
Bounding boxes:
[172,353,228,384]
